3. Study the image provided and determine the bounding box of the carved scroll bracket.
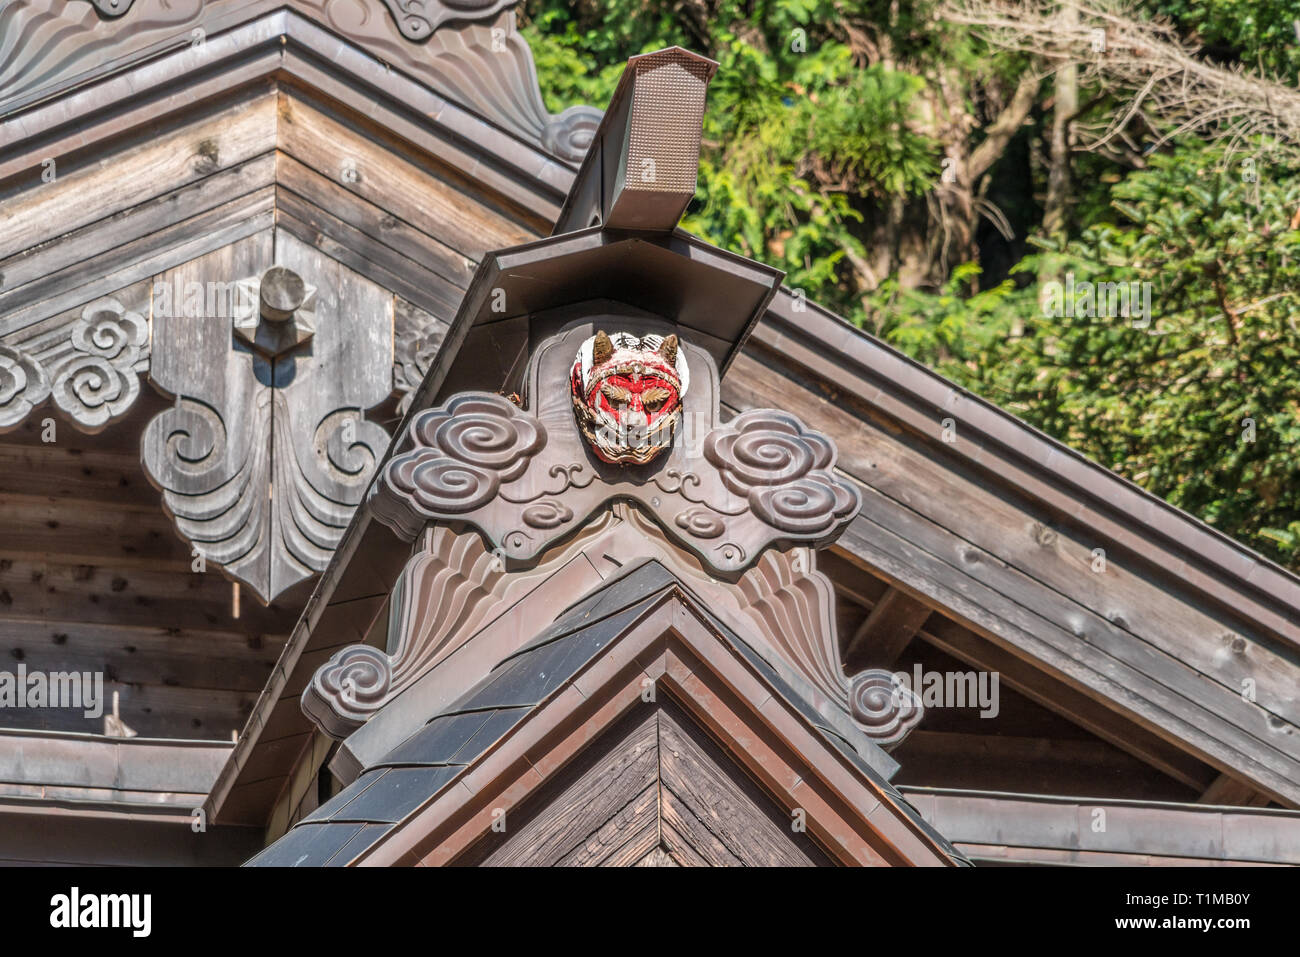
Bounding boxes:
[305,511,921,751]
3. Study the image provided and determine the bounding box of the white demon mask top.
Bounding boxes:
[569,330,689,465]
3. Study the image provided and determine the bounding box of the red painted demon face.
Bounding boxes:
[570,330,689,465]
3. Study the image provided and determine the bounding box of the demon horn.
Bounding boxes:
[592,330,613,365]
[659,334,678,366]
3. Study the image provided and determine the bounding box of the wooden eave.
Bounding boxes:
[901,786,1300,866]
[727,291,1300,807]
[753,289,1300,641]
[221,277,1300,825]
[116,26,1296,824]
[0,797,261,866]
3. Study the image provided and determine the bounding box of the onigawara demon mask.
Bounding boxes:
[570,330,689,465]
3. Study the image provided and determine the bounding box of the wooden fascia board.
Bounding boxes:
[900,787,1300,865]
[350,595,959,867]
[750,289,1300,650]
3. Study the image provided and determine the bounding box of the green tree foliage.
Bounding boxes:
[520,0,1300,570]
[1152,0,1300,82]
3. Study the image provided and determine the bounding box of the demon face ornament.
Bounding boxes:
[569,330,689,465]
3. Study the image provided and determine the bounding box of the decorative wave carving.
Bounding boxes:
[302,522,613,738]
[723,547,924,747]
[0,1,205,110]
[143,246,392,603]
[143,394,269,581]
[370,328,861,579]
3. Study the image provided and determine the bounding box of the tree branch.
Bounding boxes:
[969,71,1042,179]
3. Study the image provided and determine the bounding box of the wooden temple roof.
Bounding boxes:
[1,1,1298,866]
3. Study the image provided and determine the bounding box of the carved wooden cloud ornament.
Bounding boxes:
[370,323,860,579]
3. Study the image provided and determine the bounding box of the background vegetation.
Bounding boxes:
[521,0,1300,570]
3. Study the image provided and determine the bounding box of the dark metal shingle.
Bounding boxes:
[328,766,461,823]
[243,822,365,867]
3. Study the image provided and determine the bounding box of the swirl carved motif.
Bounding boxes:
[0,297,147,433]
[372,393,547,540]
[0,345,50,430]
[542,105,604,164]
[704,410,859,537]
[371,330,861,578]
[88,0,135,17]
[378,0,510,40]
[146,395,392,602]
[301,645,393,739]
[53,299,148,430]
[674,505,724,539]
[522,500,573,529]
[850,669,923,745]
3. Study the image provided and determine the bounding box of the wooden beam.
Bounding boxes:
[901,787,1300,865]
[844,586,931,668]
[919,613,1216,793]
[896,731,1199,799]
[1199,773,1272,807]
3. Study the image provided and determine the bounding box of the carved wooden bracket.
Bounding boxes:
[370,323,860,579]
[142,253,392,603]
[728,547,923,746]
[301,522,592,737]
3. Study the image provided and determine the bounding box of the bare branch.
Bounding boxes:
[942,0,1300,158]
